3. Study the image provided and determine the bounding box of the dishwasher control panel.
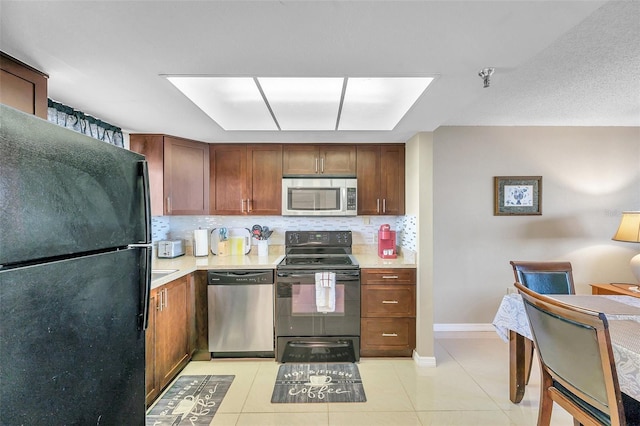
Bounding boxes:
[208,270,274,285]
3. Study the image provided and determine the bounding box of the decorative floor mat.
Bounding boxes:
[146,375,234,425]
[271,363,366,403]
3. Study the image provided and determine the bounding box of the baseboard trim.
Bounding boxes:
[412,350,436,367]
[433,323,495,332]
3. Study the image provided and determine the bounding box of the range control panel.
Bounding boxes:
[285,231,352,248]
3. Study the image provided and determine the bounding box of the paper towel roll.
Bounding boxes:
[194,229,209,257]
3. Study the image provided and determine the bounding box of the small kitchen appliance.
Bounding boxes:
[157,239,185,258]
[378,224,397,259]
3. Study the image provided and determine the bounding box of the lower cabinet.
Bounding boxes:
[146,274,195,406]
[360,268,416,357]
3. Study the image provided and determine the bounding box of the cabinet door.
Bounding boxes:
[379,145,405,215]
[129,135,164,216]
[282,145,319,175]
[0,53,48,119]
[209,145,247,214]
[164,137,210,215]
[246,144,282,215]
[145,289,158,406]
[356,145,405,215]
[356,145,382,215]
[155,276,190,390]
[320,145,356,176]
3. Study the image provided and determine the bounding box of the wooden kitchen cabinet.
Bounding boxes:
[360,268,416,357]
[210,144,282,215]
[0,52,48,119]
[145,274,195,406]
[130,134,210,215]
[357,144,405,215]
[282,144,356,176]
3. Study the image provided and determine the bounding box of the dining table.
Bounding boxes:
[492,293,640,404]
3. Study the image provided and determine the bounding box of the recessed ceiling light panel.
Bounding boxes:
[258,77,343,131]
[167,76,277,130]
[339,77,433,130]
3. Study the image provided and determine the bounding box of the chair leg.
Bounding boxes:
[537,369,554,426]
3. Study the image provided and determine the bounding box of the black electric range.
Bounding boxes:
[275,231,361,363]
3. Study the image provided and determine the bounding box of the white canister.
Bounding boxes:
[193,229,209,257]
[257,239,269,257]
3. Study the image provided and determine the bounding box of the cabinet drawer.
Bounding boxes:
[362,285,415,317]
[361,268,416,285]
[361,318,416,354]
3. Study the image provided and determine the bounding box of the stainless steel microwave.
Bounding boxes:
[282,178,357,216]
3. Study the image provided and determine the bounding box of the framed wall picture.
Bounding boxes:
[494,176,542,216]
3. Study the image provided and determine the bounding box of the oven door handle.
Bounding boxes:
[277,271,360,279]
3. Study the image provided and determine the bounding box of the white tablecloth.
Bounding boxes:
[492,294,640,401]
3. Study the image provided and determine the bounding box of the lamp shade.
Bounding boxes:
[612,211,640,242]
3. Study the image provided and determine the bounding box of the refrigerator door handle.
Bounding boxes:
[129,244,152,330]
[138,160,152,243]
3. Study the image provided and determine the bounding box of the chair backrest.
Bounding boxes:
[510,261,575,294]
[515,282,626,425]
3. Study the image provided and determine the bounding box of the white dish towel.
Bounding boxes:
[315,272,336,313]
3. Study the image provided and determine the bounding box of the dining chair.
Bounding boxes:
[509,260,576,396]
[515,282,629,426]
[510,260,575,295]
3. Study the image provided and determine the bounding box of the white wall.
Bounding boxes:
[431,126,640,325]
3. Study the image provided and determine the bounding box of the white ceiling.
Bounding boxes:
[1,0,638,143]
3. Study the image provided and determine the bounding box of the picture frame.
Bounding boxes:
[494,176,542,216]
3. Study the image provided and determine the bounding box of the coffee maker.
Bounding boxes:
[377,224,397,259]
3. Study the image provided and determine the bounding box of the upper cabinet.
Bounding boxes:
[130,135,210,216]
[0,52,48,119]
[210,144,282,215]
[282,144,356,176]
[357,144,405,215]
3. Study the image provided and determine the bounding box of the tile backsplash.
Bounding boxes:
[152,215,417,252]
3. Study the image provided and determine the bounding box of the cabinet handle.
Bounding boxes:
[164,288,168,309]
[382,300,399,304]
[166,196,172,214]
[382,275,399,279]
[315,157,319,173]
[383,198,386,213]
[376,199,380,213]
[158,290,163,312]
[382,333,398,337]
[241,199,246,213]
[248,199,252,212]
[320,157,324,173]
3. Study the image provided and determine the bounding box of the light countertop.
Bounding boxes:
[151,248,416,289]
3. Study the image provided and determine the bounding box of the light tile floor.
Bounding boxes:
[151,331,575,425]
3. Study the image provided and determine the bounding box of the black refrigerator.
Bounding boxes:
[0,104,152,425]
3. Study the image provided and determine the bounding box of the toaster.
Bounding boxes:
[157,240,185,258]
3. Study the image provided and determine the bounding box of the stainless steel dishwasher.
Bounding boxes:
[207,269,274,358]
